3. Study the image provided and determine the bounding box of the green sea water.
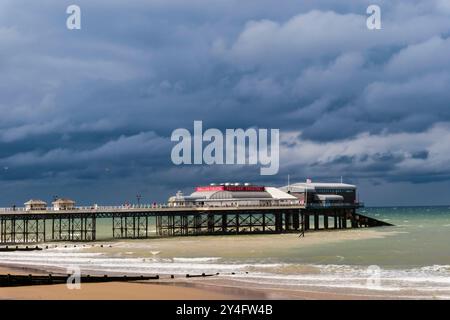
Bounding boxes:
[87,206,450,268]
[291,206,450,267]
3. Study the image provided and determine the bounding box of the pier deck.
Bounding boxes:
[0,204,392,244]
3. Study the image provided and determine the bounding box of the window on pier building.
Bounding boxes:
[315,189,354,194]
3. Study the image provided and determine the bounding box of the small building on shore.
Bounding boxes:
[24,199,47,211]
[52,198,76,211]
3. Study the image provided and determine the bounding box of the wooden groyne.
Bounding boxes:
[0,273,160,287]
[0,272,237,287]
[0,246,43,252]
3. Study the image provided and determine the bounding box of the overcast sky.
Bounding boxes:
[1,0,450,206]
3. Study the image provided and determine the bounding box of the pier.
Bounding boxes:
[0,204,391,244]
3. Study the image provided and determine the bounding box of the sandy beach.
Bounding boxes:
[0,265,248,300]
[0,230,418,300]
[0,282,244,300]
[0,264,421,300]
[0,264,357,300]
[0,269,415,300]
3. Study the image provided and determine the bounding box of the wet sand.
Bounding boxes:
[0,264,419,300]
[0,272,386,300]
[0,282,244,300]
[1,263,435,300]
[0,265,258,300]
[0,266,244,300]
[178,277,431,300]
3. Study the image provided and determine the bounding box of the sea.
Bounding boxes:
[1,206,450,298]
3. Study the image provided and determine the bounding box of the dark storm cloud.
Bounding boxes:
[1,0,450,205]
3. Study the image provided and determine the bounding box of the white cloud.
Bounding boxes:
[221,8,450,70]
[0,131,170,167]
[281,122,450,179]
[385,36,450,78]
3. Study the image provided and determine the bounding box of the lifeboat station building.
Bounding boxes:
[168,183,298,207]
[279,182,357,206]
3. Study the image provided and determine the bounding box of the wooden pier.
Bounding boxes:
[0,205,392,244]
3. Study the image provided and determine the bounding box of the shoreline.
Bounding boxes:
[0,264,266,300]
[0,263,435,300]
[0,265,254,300]
[1,228,448,300]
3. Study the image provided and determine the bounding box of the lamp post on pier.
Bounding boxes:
[136,194,142,206]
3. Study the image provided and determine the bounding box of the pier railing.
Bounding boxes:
[0,201,363,214]
[0,202,364,214]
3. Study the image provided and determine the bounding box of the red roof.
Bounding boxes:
[195,185,265,192]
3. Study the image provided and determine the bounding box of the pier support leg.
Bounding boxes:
[334,211,338,229]
[314,213,319,230]
[343,215,348,229]
[284,212,292,232]
[299,211,305,236]
[293,212,299,230]
[262,213,266,233]
[275,214,283,233]
[351,211,358,228]
[181,215,188,235]
[51,215,95,242]
[0,218,45,244]
[304,213,310,231]
[221,214,227,234]
[207,214,214,234]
